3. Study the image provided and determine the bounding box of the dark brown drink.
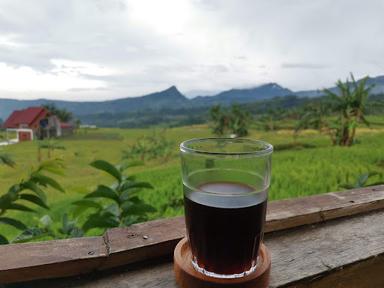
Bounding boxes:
[184,181,267,277]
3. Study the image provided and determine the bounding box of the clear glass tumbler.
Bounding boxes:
[180,138,273,279]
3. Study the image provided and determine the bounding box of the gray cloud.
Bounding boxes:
[282,63,329,69]
[0,0,383,100]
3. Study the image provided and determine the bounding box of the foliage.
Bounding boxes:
[2,125,384,240]
[13,213,83,243]
[258,108,286,131]
[73,160,156,233]
[322,74,373,146]
[42,103,73,122]
[339,172,384,189]
[0,160,65,244]
[0,153,15,167]
[209,104,251,137]
[123,130,174,162]
[37,140,65,161]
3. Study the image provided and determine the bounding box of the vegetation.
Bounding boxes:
[123,131,174,162]
[0,154,15,167]
[322,74,372,146]
[37,140,66,161]
[1,73,384,243]
[0,124,384,242]
[210,104,251,137]
[0,160,64,244]
[42,103,73,122]
[73,160,155,232]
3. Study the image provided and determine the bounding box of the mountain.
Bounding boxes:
[1,75,384,123]
[295,75,384,97]
[191,83,293,106]
[0,83,294,120]
[0,86,188,120]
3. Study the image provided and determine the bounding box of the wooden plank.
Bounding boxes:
[266,210,384,287]
[1,185,384,284]
[100,217,186,270]
[0,237,106,284]
[265,185,384,232]
[12,210,384,287]
[99,185,384,270]
[284,255,384,288]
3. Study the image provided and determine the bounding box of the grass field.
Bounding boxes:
[1,121,384,240]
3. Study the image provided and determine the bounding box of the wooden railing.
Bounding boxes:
[1,185,384,287]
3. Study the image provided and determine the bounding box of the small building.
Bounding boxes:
[2,107,73,142]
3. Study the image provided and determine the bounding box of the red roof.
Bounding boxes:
[3,107,48,128]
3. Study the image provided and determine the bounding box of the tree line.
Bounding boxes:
[210,74,376,146]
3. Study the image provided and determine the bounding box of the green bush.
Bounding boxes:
[73,160,156,233]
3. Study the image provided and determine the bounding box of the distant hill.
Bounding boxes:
[1,75,384,124]
[191,83,293,106]
[0,86,189,120]
[0,83,294,120]
[296,75,384,98]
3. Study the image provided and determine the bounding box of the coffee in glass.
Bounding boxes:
[180,138,272,279]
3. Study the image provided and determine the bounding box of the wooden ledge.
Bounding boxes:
[1,185,384,284]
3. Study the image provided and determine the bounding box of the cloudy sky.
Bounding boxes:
[0,0,383,101]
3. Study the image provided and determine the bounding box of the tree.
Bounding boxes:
[229,104,251,137]
[37,140,65,161]
[323,74,373,146]
[42,104,73,122]
[209,104,251,137]
[259,108,286,131]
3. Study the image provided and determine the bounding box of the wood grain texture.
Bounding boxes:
[10,210,384,288]
[0,237,106,284]
[100,217,186,270]
[0,185,384,284]
[174,238,270,288]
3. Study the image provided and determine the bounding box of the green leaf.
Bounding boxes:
[0,217,27,230]
[12,227,50,243]
[118,161,143,172]
[72,200,102,218]
[7,203,35,212]
[121,182,154,191]
[40,215,53,228]
[82,212,119,231]
[90,160,122,182]
[72,199,102,210]
[21,181,47,202]
[85,185,119,203]
[38,160,65,175]
[19,194,49,209]
[0,154,15,167]
[0,234,9,244]
[121,202,156,217]
[369,181,384,186]
[31,173,65,193]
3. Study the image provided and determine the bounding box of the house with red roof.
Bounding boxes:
[3,107,72,142]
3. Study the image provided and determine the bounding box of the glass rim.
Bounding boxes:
[180,138,273,156]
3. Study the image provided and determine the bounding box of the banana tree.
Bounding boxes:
[323,74,373,146]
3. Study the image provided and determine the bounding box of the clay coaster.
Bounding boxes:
[174,238,271,288]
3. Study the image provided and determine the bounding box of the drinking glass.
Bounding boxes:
[180,138,273,279]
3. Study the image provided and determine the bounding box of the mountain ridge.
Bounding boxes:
[1,75,384,121]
